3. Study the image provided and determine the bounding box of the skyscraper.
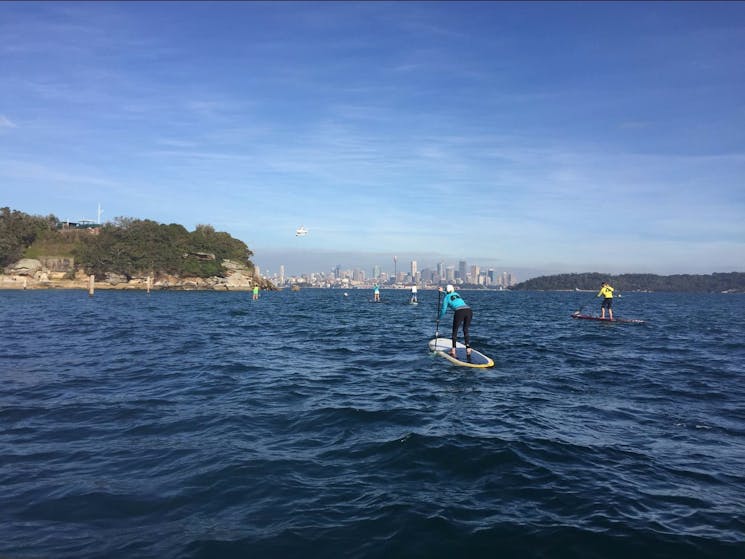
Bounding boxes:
[411,260,417,279]
[470,265,480,284]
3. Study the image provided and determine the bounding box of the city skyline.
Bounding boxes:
[253,247,600,284]
[262,256,517,288]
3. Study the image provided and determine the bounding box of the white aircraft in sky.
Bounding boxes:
[295,226,308,237]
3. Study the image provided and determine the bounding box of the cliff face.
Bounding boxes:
[1,258,275,291]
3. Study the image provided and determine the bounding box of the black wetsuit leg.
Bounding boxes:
[462,308,473,347]
[452,307,473,348]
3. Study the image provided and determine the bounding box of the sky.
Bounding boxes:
[1,1,744,279]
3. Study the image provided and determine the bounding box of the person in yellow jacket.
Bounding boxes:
[596,281,614,320]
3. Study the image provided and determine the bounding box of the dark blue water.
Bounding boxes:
[2,289,744,558]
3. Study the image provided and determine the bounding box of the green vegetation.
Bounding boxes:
[0,207,58,267]
[512,272,745,293]
[22,228,79,259]
[1,207,255,280]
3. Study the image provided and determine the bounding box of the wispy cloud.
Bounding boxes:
[0,158,116,187]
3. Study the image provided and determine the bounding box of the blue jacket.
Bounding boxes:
[439,291,469,320]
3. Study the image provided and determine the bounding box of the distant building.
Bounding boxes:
[57,220,101,234]
[470,265,480,281]
[499,271,515,287]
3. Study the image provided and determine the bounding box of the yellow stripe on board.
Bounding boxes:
[434,349,494,368]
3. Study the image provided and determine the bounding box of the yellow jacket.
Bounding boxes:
[597,285,614,299]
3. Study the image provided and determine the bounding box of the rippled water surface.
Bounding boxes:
[1,289,744,558]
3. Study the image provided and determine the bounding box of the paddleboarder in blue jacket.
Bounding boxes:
[438,284,473,357]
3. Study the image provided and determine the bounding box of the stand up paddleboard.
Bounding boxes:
[429,337,494,368]
[571,313,646,324]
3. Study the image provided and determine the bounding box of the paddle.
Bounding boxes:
[574,291,598,316]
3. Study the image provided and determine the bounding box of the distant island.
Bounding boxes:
[511,272,745,293]
[0,207,275,291]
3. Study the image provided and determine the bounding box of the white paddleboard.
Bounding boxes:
[428,337,494,368]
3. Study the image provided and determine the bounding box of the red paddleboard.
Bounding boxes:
[571,313,646,324]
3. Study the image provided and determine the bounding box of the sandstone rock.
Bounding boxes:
[2,257,274,291]
[40,257,75,272]
[105,273,129,286]
[5,258,42,276]
[183,251,215,261]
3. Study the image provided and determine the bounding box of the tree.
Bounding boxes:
[2,208,259,280]
[511,272,745,293]
[0,207,57,267]
[74,218,255,279]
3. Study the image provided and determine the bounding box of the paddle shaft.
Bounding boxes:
[577,291,598,314]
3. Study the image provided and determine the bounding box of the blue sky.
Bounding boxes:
[2,1,744,279]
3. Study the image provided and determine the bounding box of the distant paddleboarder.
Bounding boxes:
[438,284,473,358]
[596,281,614,320]
[410,285,418,304]
[252,285,260,300]
[373,283,380,302]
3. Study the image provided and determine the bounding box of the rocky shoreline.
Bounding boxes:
[1,258,274,291]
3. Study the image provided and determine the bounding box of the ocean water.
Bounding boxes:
[1,288,744,559]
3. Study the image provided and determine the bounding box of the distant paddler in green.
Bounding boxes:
[373,283,380,302]
[597,281,614,319]
[252,285,260,300]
